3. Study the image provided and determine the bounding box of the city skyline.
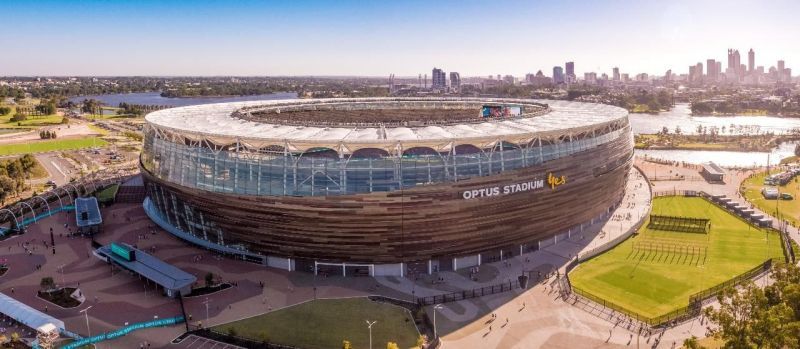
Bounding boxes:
[1,0,799,76]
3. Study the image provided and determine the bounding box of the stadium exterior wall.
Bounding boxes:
[140,98,634,276]
[142,128,632,273]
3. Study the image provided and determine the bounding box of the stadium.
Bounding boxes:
[140,97,634,276]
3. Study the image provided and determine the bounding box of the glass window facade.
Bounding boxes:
[142,123,630,197]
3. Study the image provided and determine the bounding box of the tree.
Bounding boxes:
[0,175,15,203]
[204,272,215,287]
[35,102,56,115]
[342,340,352,349]
[412,334,427,349]
[386,342,399,349]
[704,263,800,348]
[40,276,56,292]
[682,336,705,349]
[11,113,26,122]
[19,154,35,172]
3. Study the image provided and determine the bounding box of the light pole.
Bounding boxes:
[203,297,211,326]
[365,320,376,349]
[58,264,66,287]
[433,304,443,339]
[79,305,92,337]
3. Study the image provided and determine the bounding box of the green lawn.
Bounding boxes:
[96,184,119,203]
[0,105,64,128]
[742,171,800,226]
[0,137,108,155]
[569,196,784,319]
[213,298,420,349]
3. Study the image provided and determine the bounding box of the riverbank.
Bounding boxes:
[634,133,787,152]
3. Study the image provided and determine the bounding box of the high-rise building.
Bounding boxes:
[748,48,755,72]
[565,61,575,81]
[612,67,620,81]
[449,72,461,92]
[584,72,597,84]
[716,62,722,79]
[553,66,565,84]
[707,59,717,81]
[665,69,672,82]
[431,68,446,89]
[727,49,740,70]
[689,66,697,82]
[696,62,703,80]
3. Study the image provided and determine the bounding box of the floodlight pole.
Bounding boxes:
[433,304,443,339]
[58,264,66,287]
[79,305,92,337]
[203,297,211,326]
[366,320,376,349]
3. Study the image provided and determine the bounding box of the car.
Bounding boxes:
[45,180,57,187]
[781,193,794,200]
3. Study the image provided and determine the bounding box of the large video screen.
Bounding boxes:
[481,105,522,118]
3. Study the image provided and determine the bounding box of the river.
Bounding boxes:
[629,103,800,135]
[630,104,800,167]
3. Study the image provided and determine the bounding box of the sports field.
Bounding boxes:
[0,137,108,155]
[569,196,784,319]
[213,297,420,349]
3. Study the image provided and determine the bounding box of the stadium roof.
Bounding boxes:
[75,197,102,227]
[0,292,65,332]
[97,243,196,292]
[146,98,629,153]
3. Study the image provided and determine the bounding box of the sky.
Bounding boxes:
[1,0,798,77]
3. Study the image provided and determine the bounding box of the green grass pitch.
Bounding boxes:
[569,196,784,319]
[212,297,420,349]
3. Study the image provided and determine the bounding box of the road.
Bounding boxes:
[34,152,76,185]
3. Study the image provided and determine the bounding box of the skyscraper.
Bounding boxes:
[565,61,575,82]
[612,67,620,81]
[431,68,446,89]
[449,72,461,92]
[727,49,740,70]
[748,48,755,73]
[553,66,564,84]
[706,59,717,81]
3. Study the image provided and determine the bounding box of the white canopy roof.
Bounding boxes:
[146,98,628,153]
[0,292,65,332]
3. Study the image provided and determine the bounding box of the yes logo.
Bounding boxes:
[547,172,566,189]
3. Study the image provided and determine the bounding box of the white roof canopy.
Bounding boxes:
[0,292,65,333]
[146,97,629,153]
